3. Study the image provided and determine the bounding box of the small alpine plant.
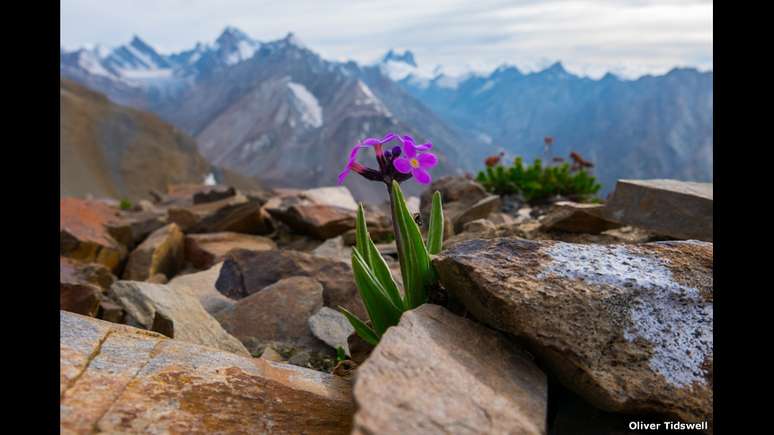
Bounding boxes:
[337,133,444,345]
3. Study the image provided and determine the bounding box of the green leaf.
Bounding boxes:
[426,191,444,255]
[390,180,431,309]
[351,248,403,336]
[338,306,379,346]
[355,203,403,309]
[365,235,404,310]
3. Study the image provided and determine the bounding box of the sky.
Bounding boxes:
[60,0,713,79]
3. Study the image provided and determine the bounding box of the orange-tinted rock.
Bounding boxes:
[216,249,366,319]
[60,197,128,272]
[185,232,276,269]
[123,223,185,281]
[60,311,354,434]
[353,304,547,435]
[215,277,331,357]
[433,238,713,427]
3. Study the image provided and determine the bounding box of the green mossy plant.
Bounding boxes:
[475,156,602,203]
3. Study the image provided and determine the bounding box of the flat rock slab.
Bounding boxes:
[309,307,355,356]
[601,179,712,241]
[353,304,547,435]
[60,197,127,273]
[215,276,331,357]
[60,311,354,434]
[123,223,185,281]
[167,262,234,315]
[109,280,250,357]
[216,249,366,319]
[185,231,276,270]
[433,238,713,427]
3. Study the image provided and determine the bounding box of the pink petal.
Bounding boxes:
[412,168,431,184]
[393,158,412,174]
[417,153,437,169]
[415,142,433,151]
[403,141,416,158]
[337,167,350,184]
[380,133,396,143]
[361,139,380,146]
[348,145,364,160]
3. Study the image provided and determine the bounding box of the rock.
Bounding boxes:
[352,304,547,435]
[347,334,373,365]
[123,223,185,281]
[312,236,352,263]
[216,249,366,319]
[600,179,712,241]
[185,232,276,269]
[419,175,489,216]
[452,195,501,232]
[308,307,355,356]
[168,193,272,234]
[540,201,622,233]
[264,186,359,239]
[96,299,125,323]
[109,281,250,356]
[461,218,496,234]
[104,210,167,249]
[147,273,169,284]
[60,197,128,273]
[60,311,355,434]
[167,262,235,315]
[193,185,236,204]
[215,277,331,357]
[433,238,713,426]
[259,346,286,362]
[60,257,116,317]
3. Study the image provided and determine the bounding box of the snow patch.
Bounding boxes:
[538,242,712,388]
[203,172,216,186]
[380,60,416,81]
[475,80,496,95]
[354,80,391,116]
[287,81,323,128]
[76,50,113,79]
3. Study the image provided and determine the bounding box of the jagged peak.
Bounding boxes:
[216,26,252,46]
[382,49,417,67]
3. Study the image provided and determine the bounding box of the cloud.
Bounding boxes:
[60,0,712,79]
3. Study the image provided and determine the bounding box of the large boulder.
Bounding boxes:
[215,277,331,358]
[123,223,185,281]
[60,197,127,273]
[60,311,354,434]
[264,186,359,239]
[167,193,272,234]
[433,238,713,427]
[185,232,276,270]
[216,249,366,319]
[109,281,250,357]
[353,304,547,435]
[166,262,235,315]
[600,179,712,241]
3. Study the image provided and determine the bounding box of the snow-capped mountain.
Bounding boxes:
[61,28,470,202]
[61,27,713,198]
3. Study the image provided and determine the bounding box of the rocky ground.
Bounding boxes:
[60,176,713,434]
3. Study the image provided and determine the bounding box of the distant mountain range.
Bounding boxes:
[61,27,713,200]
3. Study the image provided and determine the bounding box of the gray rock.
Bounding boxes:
[108,280,250,356]
[167,262,235,315]
[540,201,621,233]
[601,179,712,241]
[308,307,355,356]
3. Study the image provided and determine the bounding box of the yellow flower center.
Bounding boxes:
[410,158,420,168]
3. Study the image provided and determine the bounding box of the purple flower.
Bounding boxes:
[393,139,438,184]
[337,133,396,184]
